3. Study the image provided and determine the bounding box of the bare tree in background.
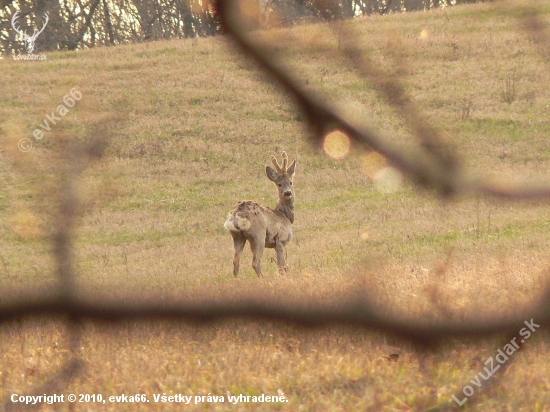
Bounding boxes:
[1,0,480,55]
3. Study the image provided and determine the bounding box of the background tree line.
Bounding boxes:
[0,0,481,56]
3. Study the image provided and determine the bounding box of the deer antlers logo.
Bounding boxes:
[11,11,49,54]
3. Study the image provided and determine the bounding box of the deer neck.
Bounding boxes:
[275,199,294,224]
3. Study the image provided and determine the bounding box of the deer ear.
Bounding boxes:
[286,160,296,178]
[266,165,278,182]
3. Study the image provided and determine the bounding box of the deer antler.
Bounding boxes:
[270,152,290,175]
[271,155,283,174]
[11,12,24,37]
[29,13,49,40]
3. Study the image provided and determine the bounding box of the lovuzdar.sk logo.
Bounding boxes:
[11,11,49,60]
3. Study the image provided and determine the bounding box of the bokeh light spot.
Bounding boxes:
[374,167,403,194]
[360,151,388,180]
[323,130,350,160]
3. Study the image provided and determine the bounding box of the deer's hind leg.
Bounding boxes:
[231,232,246,277]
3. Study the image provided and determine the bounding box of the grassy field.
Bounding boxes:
[1,2,550,410]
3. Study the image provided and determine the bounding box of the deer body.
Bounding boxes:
[224,152,296,277]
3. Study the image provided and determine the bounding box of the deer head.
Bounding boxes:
[12,12,49,54]
[265,152,296,204]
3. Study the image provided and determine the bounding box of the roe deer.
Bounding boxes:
[224,152,296,277]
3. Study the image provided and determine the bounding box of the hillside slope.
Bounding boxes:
[1,3,550,410]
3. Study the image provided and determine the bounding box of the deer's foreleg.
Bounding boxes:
[275,242,287,274]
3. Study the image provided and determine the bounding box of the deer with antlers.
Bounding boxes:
[224,152,296,277]
[11,11,49,54]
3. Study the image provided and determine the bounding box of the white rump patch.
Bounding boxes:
[224,214,237,231]
[236,214,251,231]
[224,213,251,231]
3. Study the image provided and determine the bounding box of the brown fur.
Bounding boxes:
[224,152,296,277]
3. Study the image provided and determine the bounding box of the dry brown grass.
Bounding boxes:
[1,2,550,410]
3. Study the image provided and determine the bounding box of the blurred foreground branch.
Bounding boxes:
[1,291,549,347]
